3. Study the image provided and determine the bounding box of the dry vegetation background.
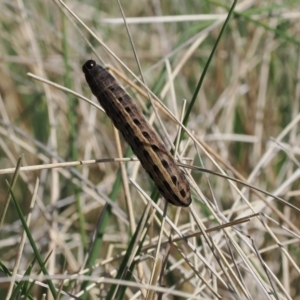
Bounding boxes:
[0,0,300,299]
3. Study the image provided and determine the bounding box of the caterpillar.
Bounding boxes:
[82,60,191,207]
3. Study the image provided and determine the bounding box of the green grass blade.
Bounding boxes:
[9,257,36,300]
[182,0,238,129]
[6,182,58,299]
[106,203,151,299]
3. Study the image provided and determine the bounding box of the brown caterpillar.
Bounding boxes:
[82,60,191,207]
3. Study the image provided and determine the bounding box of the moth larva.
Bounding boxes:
[82,60,191,207]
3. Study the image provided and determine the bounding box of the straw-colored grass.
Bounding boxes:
[0,0,300,299]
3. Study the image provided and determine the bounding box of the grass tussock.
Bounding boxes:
[0,1,300,299]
